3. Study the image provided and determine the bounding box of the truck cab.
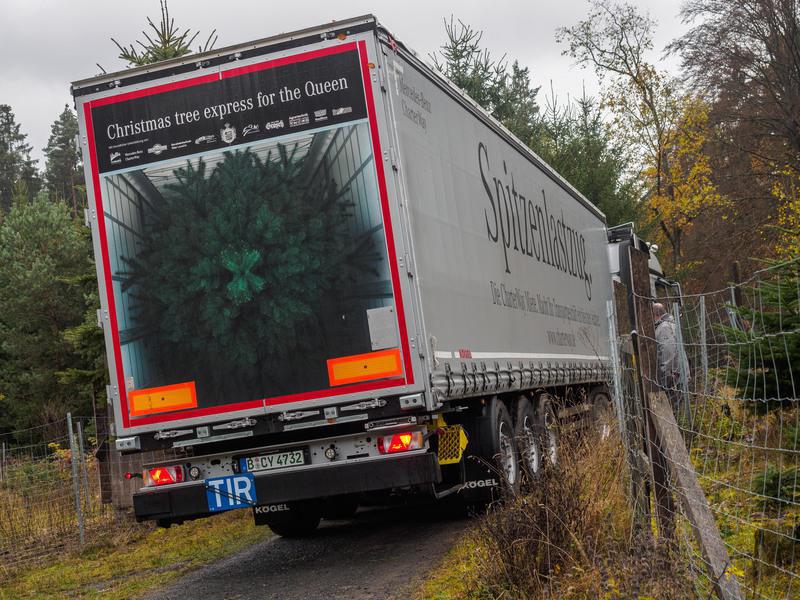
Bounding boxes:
[607,222,681,304]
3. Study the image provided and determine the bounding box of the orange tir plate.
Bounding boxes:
[129,381,198,417]
[327,348,403,387]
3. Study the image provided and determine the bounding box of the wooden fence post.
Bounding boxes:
[649,391,742,599]
[628,246,677,540]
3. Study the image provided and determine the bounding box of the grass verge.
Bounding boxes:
[0,509,271,599]
[416,430,695,599]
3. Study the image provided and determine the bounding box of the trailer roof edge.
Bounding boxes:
[70,14,378,94]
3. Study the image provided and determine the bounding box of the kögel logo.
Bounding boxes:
[254,503,290,514]
[220,123,237,144]
[465,478,499,488]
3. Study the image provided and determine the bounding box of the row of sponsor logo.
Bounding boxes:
[108,106,353,166]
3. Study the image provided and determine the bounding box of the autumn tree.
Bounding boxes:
[647,97,731,269]
[670,0,800,170]
[670,0,800,262]
[557,0,728,270]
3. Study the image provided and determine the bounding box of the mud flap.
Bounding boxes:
[460,455,501,502]
[252,501,295,526]
[456,402,504,502]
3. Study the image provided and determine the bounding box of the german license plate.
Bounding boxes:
[240,449,305,473]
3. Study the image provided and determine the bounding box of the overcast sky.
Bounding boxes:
[0,0,688,166]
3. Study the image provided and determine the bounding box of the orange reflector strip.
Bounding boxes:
[129,381,197,417]
[327,348,403,387]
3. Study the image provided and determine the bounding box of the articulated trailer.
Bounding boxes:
[72,15,663,535]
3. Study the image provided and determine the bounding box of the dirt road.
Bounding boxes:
[145,504,469,600]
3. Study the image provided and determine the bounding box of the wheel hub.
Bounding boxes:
[498,420,519,486]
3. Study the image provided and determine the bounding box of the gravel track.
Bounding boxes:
[145,504,469,600]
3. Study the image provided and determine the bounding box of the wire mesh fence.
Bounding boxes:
[621,257,800,599]
[0,414,120,580]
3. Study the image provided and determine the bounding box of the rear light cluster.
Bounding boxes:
[377,431,424,454]
[143,465,184,486]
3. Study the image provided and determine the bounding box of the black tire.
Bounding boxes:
[265,503,321,538]
[590,387,614,440]
[477,397,521,494]
[536,393,560,468]
[514,396,543,478]
[320,495,359,520]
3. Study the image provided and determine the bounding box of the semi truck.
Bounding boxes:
[71,15,665,535]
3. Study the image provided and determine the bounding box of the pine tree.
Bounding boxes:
[0,105,40,211]
[0,189,92,432]
[44,105,84,215]
[124,145,350,400]
[720,258,800,411]
[538,94,640,226]
[433,18,638,226]
[112,0,216,67]
[432,18,541,146]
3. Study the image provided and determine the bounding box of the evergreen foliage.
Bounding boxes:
[124,145,348,398]
[0,105,40,211]
[433,19,638,226]
[112,0,217,67]
[432,18,541,147]
[720,258,800,410]
[536,93,640,226]
[0,191,95,434]
[43,105,84,215]
[752,463,800,510]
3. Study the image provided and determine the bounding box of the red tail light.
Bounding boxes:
[144,465,184,486]
[377,431,423,454]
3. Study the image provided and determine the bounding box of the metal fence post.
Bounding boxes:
[67,413,85,545]
[672,302,691,427]
[699,295,708,395]
[76,420,91,510]
[607,299,626,441]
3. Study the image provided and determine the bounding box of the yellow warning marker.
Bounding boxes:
[129,381,197,417]
[327,348,403,387]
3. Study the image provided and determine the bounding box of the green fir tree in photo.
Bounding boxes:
[123,144,351,400]
[719,258,800,412]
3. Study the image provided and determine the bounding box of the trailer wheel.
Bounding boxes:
[264,503,321,538]
[590,387,614,440]
[514,397,542,478]
[536,393,559,467]
[478,397,521,494]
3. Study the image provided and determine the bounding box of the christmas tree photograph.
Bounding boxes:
[101,123,396,408]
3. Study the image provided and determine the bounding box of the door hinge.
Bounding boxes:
[405,253,414,278]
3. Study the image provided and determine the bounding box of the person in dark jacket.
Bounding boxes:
[653,302,689,412]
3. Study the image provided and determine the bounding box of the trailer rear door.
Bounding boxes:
[75,35,419,435]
